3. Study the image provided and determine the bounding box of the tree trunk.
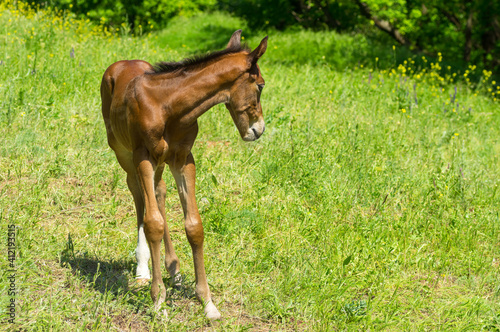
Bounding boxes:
[440,9,461,30]
[464,10,473,62]
[355,0,408,46]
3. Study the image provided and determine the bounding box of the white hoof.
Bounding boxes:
[160,308,168,320]
[204,300,221,320]
[153,306,168,320]
[154,296,167,319]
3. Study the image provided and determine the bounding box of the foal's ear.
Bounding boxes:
[227,29,242,49]
[248,36,268,65]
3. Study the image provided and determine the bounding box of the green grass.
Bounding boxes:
[1,2,500,331]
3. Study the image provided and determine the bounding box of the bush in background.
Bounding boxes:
[29,0,500,73]
[32,0,216,32]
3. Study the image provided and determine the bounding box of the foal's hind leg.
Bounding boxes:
[133,148,167,312]
[126,173,150,282]
[154,165,181,287]
[112,147,151,282]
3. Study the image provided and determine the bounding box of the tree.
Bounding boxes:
[221,0,499,70]
[354,0,499,68]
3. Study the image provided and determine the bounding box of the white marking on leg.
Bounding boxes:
[204,300,221,320]
[135,223,151,279]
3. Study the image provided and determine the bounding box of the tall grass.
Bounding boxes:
[1,2,499,330]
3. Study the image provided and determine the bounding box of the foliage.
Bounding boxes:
[30,0,217,31]
[218,0,362,31]
[357,0,500,69]
[221,0,500,72]
[17,0,500,71]
[1,2,500,330]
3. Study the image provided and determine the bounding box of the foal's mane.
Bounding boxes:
[148,44,250,75]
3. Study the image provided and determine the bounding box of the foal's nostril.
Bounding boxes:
[252,127,260,139]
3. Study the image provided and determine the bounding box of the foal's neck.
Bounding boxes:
[152,55,247,127]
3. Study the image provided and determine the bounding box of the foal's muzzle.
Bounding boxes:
[243,118,265,141]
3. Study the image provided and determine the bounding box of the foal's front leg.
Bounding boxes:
[170,152,221,320]
[154,165,181,286]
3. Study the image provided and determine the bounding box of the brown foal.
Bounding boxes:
[100,30,267,319]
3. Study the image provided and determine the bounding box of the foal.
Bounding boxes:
[100,30,267,319]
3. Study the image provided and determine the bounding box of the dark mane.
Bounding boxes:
[148,44,250,75]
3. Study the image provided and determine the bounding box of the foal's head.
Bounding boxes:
[225,30,268,141]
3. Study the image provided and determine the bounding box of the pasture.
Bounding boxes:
[1,2,499,331]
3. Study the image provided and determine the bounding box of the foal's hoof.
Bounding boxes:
[159,308,168,320]
[204,301,221,320]
[135,278,150,287]
[170,273,183,289]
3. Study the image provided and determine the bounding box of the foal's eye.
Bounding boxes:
[257,84,265,92]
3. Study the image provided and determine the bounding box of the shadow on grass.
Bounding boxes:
[60,233,133,295]
[193,25,241,54]
[155,12,248,55]
[60,233,197,304]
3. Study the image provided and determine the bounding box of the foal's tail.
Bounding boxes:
[100,60,153,120]
[100,70,114,121]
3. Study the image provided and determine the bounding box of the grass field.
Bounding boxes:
[1,1,500,331]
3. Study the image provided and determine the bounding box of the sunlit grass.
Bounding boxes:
[1,2,499,331]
